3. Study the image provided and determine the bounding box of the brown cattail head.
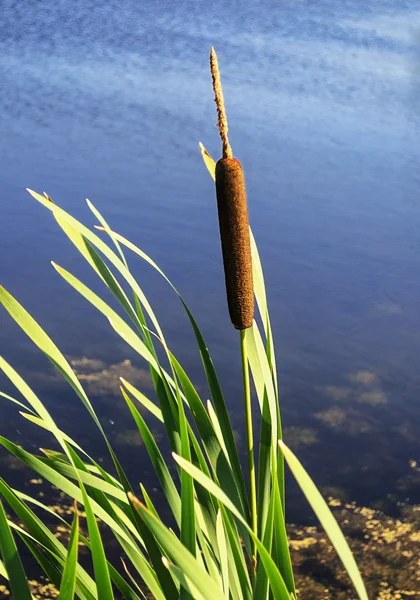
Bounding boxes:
[215,157,254,329]
[210,47,254,329]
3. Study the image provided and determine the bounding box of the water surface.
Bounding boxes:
[1,0,420,521]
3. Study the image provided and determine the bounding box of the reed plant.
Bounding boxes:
[0,50,368,600]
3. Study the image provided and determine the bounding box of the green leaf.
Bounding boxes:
[0,559,8,580]
[39,456,128,503]
[120,379,163,422]
[84,199,156,352]
[279,441,368,600]
[59,502,79,600]
[50,265,157,368]
[272,455,295,595]
[0,391,36,415]
[199,142,216,179]
[0,500,32,600]
[249,229,278,398]
[174,362,196,600]
[245,325,277,448]
[0,288,100,426]
[216,510,229,599]
[254,472,275,600]
[19,412,90,458]
[139,484,160,519]
[17,534,69,599]
[86,199,128,268]
[80,484,114,600]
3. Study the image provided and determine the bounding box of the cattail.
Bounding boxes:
[210,47,254,330]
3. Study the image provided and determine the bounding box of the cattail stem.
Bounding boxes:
[240,328,257,562]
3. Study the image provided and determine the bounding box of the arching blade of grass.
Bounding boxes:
[120,379,163,422]
[17,533,70,598]
[17,528,96,600]
[50,262,201,466]
[193,505,221,583]
[41,455,128,502]
[279,441,368,600]
[244,323,283,541]
[174,348,196,600]
[0,500,33,600]
[51,265,157,367]
[59,501,79,600]
[245,325,278,447]
[0,391,37,415]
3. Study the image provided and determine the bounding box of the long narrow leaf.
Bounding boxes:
[279,441,368,600]
[0,500,32,600]
[59,501,79,600]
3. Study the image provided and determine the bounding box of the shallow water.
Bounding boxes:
[1,0,420,521]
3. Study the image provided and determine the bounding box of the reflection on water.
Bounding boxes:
[0,0,420,521]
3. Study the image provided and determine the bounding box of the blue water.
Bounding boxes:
[1,0,420,518]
